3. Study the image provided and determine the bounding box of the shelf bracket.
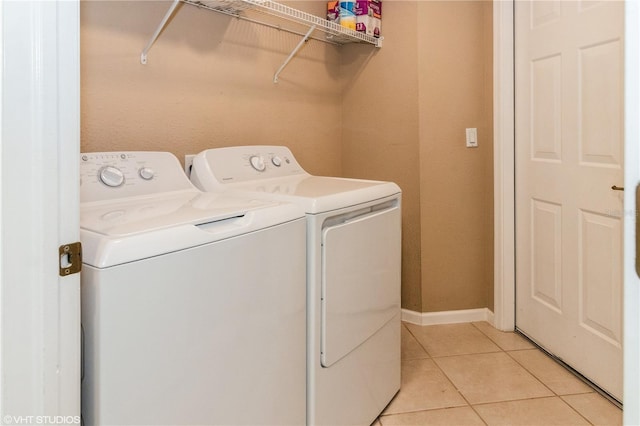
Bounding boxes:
[141,0,182,64]
[273,24,317,83]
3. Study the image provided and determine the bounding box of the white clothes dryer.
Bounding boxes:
[80,151,306,425]
[191,146,401,426]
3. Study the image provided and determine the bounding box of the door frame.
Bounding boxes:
[492,0,516,332]
[493,0,639,420]
[0,0,81,418]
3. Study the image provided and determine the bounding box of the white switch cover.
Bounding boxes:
[466,128,478,148]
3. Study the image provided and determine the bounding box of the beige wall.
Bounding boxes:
[417,0,494,312]
[340,1,422,312]
[81,0,493,314]
[342,1,493,312]
[81,1,344,176]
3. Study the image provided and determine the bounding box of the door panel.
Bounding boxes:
[579,40,623,166]
[320,205,401,368]
[579,210,623,345]
[530,199,563,312]
[531,55,562,162]
[515,0,624,400]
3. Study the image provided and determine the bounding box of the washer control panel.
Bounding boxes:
[192,146,307,186]
[80,152,194,203]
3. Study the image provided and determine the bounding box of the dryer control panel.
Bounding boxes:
[80,152,195,203]
[191,146,308,189]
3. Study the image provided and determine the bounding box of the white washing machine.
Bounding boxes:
[190,146,402,426]
[80,151,306,425]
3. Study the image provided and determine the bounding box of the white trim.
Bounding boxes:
[56,0,82,417]
[0,1,80,417]
[401,308,494,326]
[492,0,515,332]
[0,0,4,411]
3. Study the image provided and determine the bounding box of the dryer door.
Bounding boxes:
[321,200,401,367]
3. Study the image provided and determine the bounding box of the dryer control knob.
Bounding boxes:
[271,156,282,167]
[139,167,155,180]
[99,166,125,187]
[249,155,266,172]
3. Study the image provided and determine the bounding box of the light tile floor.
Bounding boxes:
[373,322,622,426]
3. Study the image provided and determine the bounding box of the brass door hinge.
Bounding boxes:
[59,242,82,276]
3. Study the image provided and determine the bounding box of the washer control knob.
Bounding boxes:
[271,156,282,167]
[249,155,266,172]
[139,167,155,180]
[99,166,125,187]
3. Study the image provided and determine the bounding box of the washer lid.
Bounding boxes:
[81,190,303,268]
[223,175,401,214]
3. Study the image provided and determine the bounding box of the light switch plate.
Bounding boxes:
[466,128,478,148]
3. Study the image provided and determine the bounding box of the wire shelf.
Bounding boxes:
[140,0,382,81]
[244,0,382,47]
[187,0,382,47]
[191,0,254,15]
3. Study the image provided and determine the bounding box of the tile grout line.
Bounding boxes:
[501,341,604,425]
[470,321,563,398]
[395,321,618,425]
[402,321,433,359]
[402,321,548,423]
[469,322,598,424]
[514,330,623,410]
[414,322,491,425]
[471,322,598,425]
[503,350,596,425]
[385,323,487,424]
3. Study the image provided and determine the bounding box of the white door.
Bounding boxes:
[0,0,81,419]
[515,0,624,400]
[624,0,640,422]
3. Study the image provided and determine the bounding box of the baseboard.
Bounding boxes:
[401,307,495,326]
